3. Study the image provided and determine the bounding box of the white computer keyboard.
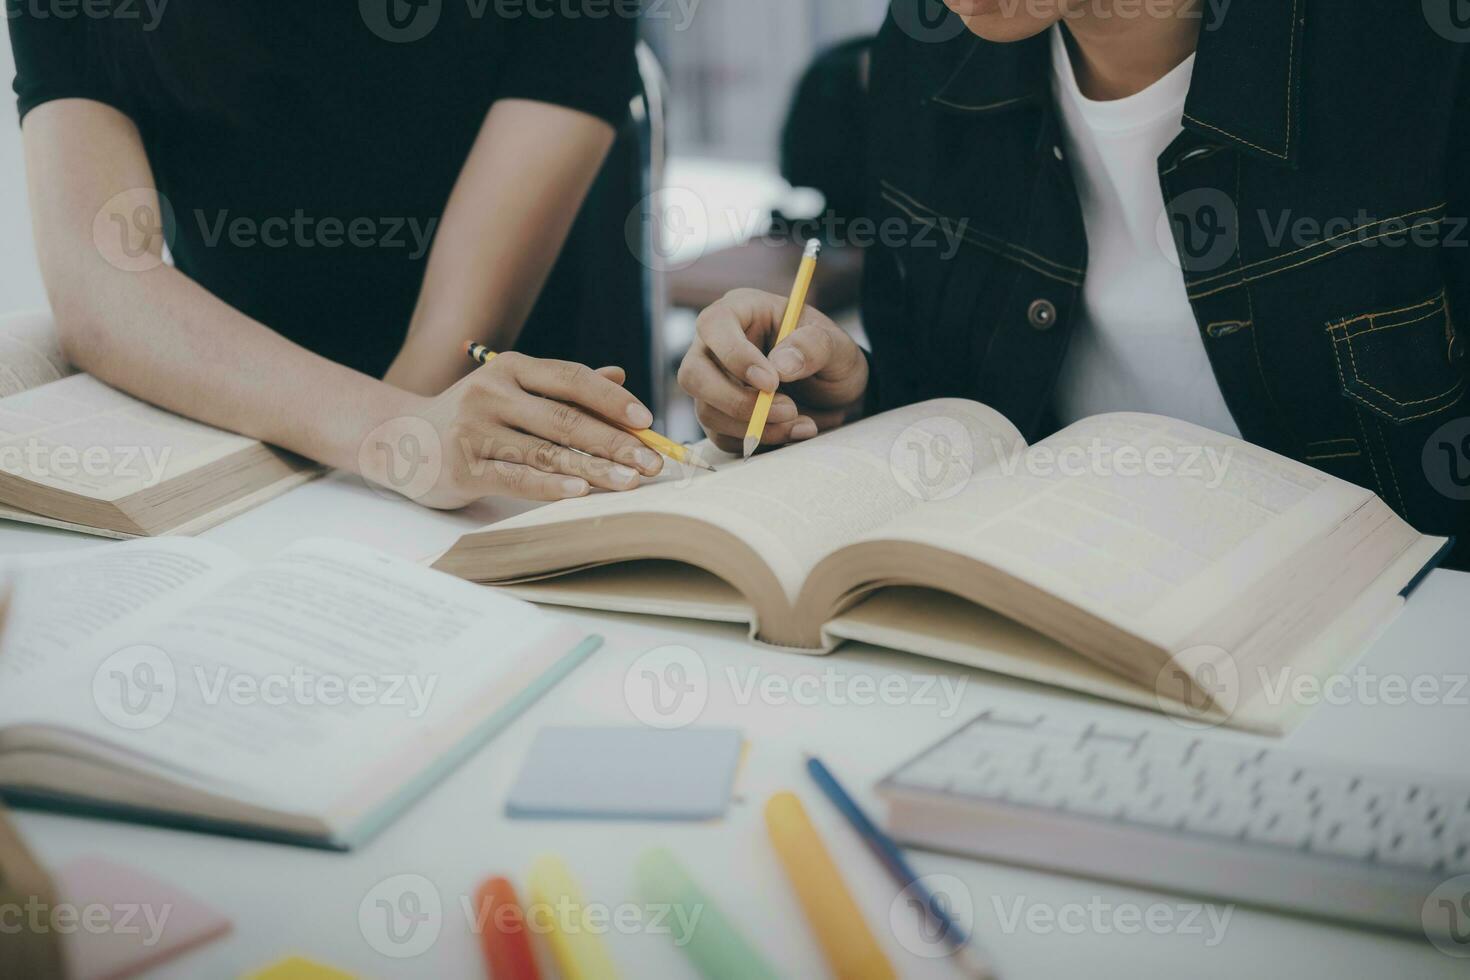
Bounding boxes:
[878,707,1470,940]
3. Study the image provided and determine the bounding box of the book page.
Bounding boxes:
[859,413,1373,647]
[0,312,72,399]
[0,374,258,502]
[3,539,558,810]
[484,399,1026,599]
[0,539,244,686]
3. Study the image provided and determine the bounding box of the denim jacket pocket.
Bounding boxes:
[1327,291,1467,423]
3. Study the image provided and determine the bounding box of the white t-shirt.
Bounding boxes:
[1049,26,1240,438]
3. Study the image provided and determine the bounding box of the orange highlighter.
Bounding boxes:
[474,876,542,980]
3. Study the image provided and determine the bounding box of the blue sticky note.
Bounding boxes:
[506,726,744,820]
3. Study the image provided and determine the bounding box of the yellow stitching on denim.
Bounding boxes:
[1303,451,1360,461]
[1373,419,1407,514]
[1351,408,1388,500]
[881,181,1085,277]
[1189,203,1447,288]
[1187,218,1449,301]
[1328,291,1445,335]
[879,190,1084,286]
[1341,306,1444,342]
[1339,331,1466,408]
[1307,437,1358,449]
[1205,320,1251,338]
[1177,0,1300,161]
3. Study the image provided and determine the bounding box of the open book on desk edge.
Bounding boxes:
[0,538,598,850]
[432,400,1450,735]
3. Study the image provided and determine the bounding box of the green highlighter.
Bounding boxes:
[634,848,781,980]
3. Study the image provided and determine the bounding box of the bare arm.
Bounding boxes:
[22,99,660,506]
[383,99,617,395]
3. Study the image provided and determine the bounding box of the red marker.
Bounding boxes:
[474,876,541,980]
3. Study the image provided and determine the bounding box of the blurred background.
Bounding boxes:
[0,0,893,433]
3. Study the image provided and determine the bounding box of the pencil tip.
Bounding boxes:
[742,437,759,459]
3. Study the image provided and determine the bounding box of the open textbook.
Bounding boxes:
[0,312,318,537]
[433,400,1450,734]
[0,538,597,849]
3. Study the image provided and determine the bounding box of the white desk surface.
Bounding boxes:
[3,471,1467,979]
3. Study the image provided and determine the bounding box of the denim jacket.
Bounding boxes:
[862,0,1470,566]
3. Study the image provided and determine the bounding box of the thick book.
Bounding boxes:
[0,312,319,537]
[0,538,599,849]
[432,399,1449,734]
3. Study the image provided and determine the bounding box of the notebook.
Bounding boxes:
[431,400,1449,734]
[0,537,599,849]
[505,727,744,820]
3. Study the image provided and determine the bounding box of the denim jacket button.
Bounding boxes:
[1027,298,1057,331]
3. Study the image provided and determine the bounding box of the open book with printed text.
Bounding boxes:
[433,400,1449,734]
[0,312,317,537]
[0,538,596,849]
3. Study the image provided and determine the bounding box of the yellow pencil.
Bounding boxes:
[464,342,715,472]
[527,854,623,980]
[743,239,822,458]
[764,791,897,980]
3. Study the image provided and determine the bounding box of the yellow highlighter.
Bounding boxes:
[743,239,822,458]
[527,854,623,980]
[764,791,897,980]
[465,342,715,472]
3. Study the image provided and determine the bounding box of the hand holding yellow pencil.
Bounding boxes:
[743,239,822,458]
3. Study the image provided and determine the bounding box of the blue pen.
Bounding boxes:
[804,754,997,979]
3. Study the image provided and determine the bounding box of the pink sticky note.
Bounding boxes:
[53,855,231,980]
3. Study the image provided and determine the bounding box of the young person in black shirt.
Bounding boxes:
[8,2,665,505]
[679,0,1470,565]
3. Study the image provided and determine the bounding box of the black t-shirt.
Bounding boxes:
[7,2,638,377]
